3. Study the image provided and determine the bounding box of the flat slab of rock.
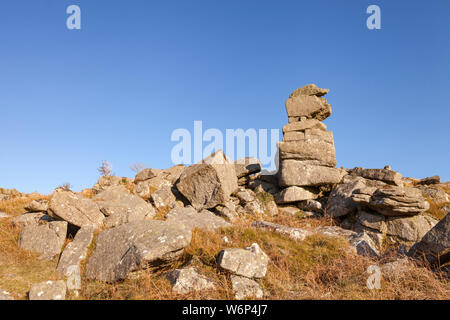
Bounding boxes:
[231,275,263,300]
[29,280,66,300]
[166,206,231,231]
[409,213,450,266]
[417,175,440,186]
[349,167,403,186]
[12,212,53,228]
[279,160,345,187]
[176,150,238,210]
[252,221,311,241]
[86,220,192,282]
[93,186,155,228]
[218,243,269,278]
[24,199,49,212]
[166,267,215,294]
[282,119,327,133]
[57,226,95,276]
[278,139,336,167]
[275,186,318,204]
[49,189,105,228]
[18,221,67,260]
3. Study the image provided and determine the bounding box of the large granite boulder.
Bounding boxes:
[176,150,238,210]
[285,94,331,121]
[279,160,345,187]
[408,213,450,266]
[278,139,336,166]
[275,186,318,204]
[86,220,192,282]
[349,167,403,186]
[48,189,105,228]
[18,221,67,260]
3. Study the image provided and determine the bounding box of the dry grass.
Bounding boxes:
[0,194,50,217]
[425,198,449,221]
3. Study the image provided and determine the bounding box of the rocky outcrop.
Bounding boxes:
[49,189,105,228]
[86,220,192,282]
[231,275,263,299]
[176,150,238,210]
[278,85,344,192]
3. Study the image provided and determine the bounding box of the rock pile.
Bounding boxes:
[277,84,344,207]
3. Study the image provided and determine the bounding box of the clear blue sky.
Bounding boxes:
[1,0,449,194]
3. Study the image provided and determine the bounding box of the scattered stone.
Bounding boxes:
[29,280,66,300]
[24,199,49,212]
[86,220,192,282]
[166,206,231,231]
[135,176,172,199]
[49,189,105,228]
[298,200,323,213]
[12,212,53,228]
[150,186,177,210]
[18,221,67,260]
[278,205,302,216]
[93,176,133,193]
[252,221,311,241]
[231,275,263,300]
[417,176,440,186]
[234,158,262,178]
[408,213,450,266]
[218,243,269,278]
[166,267,215,294]
[275,186,318,204]
[176,150,238,210]
[326,177,367,217]
[57,226,95,276]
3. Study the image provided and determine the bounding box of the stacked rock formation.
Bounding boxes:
[277,84,344,203]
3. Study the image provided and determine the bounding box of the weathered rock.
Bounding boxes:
[176,150,238,210]
[282,119,327,133]
[150,186,177,210]
[29,280,66,300]
[275,186,318,204]
[366,187,430,217]
[214,201,239,222]
[12,212,53,228]
[57,226,94,276]
[160,164,187,184]
[279,160,345,187]
[24,199,49,212]
[385,215,438,242]
[235,188,256,204]
[326,177,367,217]
[49,189,105,228]
[234,158,262,178]
[298,200,322,213]
[417,186,449,203]
[134,168,161,183]
[278,139,336,167]
[93,186,155,228]
[285,94,331,121]
[0,289,14,300]
[290,84,329,98]
[348,232,380,257]
[408,213,450,266]
[231,275,263,299]
[93,176,133,193]
[134,176,172,199]
[218,243,269,278]
[349,167,403,186]
[166,267,215,294]
[165,206,231,231]
[356,210,386,233]
[18,221,67,260]
[417,176,440,186]
[86,220,192,282]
